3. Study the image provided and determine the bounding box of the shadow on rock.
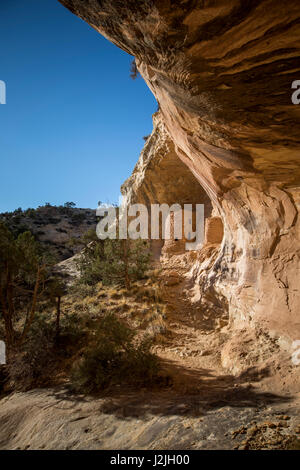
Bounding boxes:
[47,359,291,420]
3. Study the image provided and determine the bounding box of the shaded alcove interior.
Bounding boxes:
[154,154,224,259]
[121,115,224,260]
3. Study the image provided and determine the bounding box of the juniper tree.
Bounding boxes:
[45,277,67,341]
[0,223,51,351]
[77,238,151,289]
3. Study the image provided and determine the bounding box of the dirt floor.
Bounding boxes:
[0,253,299,450]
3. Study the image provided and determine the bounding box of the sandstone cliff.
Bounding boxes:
[59,1,300,376]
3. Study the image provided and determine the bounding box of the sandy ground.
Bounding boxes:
[0,255,299,450]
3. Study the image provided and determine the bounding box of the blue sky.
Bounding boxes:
[0,0,157,212]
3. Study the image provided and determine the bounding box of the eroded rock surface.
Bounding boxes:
[0,387,299,449]
[59,1,300,376]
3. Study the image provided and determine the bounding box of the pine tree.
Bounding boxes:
[77,238,151,289]
[0,223,51,352]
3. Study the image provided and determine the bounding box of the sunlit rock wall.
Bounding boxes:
[60,1,300,349]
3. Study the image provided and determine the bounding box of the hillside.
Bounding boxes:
[0,204,97,261]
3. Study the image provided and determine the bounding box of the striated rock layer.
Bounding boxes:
[59,1,300,371]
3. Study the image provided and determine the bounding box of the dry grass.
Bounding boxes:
[1,269,169,394]
[61,273,169,345]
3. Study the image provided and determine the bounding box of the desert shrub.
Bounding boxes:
[77,238,151,289]
[145,322,167,339]
[71,313,160,392]
[6,312,85,391]
[58,312,86,346]
[0,224,55,349]
[130,59,139,80]
[77,242,104,286]
[47,217,60,224]
[7,315,56,390]
[24,208,36,218]
[12,223,30,237]
[71,213,85,226]
[68,282,96,299]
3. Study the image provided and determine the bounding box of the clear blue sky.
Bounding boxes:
[0,0,157,212]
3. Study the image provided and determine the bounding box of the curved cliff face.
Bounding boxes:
[59,1,300,348]
[121,112,212,212]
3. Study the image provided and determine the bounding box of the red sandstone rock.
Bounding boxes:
[59,0,300,377]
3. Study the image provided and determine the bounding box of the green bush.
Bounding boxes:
[77,238,151,289]
[6,312,85,391]
[130,59,139,80]
[68,282,96,299]
[71,313,160,392]
[7,315,56,390]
